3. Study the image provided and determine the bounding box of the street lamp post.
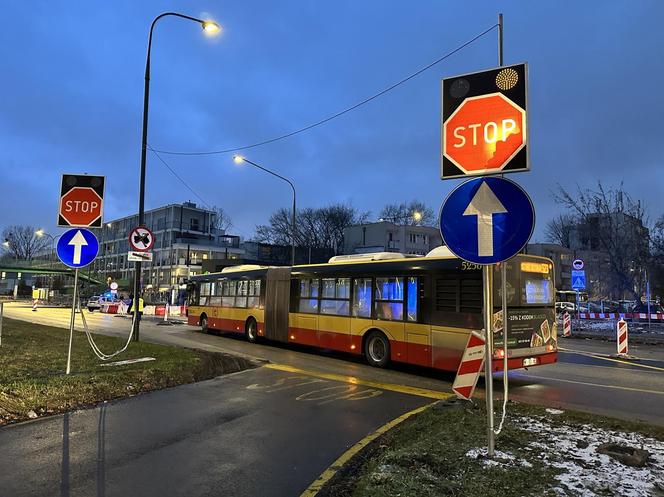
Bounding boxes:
[132,12,220,342]
[233,155,297,266]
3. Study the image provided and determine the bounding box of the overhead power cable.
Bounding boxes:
[151,23,498,156]
[149,148,212,208]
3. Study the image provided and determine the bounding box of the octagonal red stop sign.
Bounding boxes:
[59,187,103,227]
[443,93,526,175]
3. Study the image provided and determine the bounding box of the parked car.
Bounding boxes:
[87,295,120,312]
[555,301,576,313]
[87,295,102,312]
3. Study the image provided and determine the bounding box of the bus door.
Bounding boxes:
[318,277,351,350]
[264,267,291,343]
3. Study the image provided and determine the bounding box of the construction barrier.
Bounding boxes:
[617,319,629,356]
[562,312,571,337]
[452,330,486,400]
[577,312,664,321]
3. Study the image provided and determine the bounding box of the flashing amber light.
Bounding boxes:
[202,21,221,34]
[546,343,556,352]
[290,335,295,340]
[520,262,550,274]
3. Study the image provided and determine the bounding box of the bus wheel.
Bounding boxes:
[246,318,258,343]
[364,331,390,368]
[200,314,209,334]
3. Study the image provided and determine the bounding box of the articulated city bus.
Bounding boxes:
[186,248,557,372]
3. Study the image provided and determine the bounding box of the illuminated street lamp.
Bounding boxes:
[133,12,221,342]
[412,211,423,224]
[234,155,297,266]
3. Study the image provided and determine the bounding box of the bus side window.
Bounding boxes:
[352,278,372,318]
[298,278,320,314]
[375,277,404,321]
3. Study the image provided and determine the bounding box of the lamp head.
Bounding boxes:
[35,229,44,237]
[202,21,221,35]
[412,211,423,222]
[233,155,245,165]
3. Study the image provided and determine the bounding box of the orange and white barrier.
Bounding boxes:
[453,331,486,400]
[562,312,571,337]
[617,319,628,356]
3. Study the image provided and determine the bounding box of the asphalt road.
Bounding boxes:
[0,366,431,497]
[4,303,664,426]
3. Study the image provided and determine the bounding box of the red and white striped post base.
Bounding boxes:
[562,312,571,338]
[616,319,629,356]
[453,330,487,400]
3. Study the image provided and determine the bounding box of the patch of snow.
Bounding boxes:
[520,416,664,497]
[466,447,533,468]
[546,408,565,415]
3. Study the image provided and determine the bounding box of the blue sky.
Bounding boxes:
[1,1,663,241]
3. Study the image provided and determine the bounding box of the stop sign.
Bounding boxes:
[443,93,526,175]
[59,187,103,227]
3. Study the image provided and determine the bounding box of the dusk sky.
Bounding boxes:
[1,1,663,242]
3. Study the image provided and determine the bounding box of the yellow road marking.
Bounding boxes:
[265,363,451,400]
[522,374,664,395]
[299,402,436,497]
[558,347,664,372]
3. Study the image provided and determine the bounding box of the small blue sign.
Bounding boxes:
[571,269,586,290]
[439,177,535,264]
[56,228,99,268]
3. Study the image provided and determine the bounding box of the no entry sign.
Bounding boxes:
[58,174,105,228]
[441,63,529,179]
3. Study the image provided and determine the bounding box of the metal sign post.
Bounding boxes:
[483,265,495,455]
[66,269,79,375]
[0,301,4,347]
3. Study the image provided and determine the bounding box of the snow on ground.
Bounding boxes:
[466,415,664,496]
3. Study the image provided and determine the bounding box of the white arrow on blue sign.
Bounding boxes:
[56,228,99,268]
[439,177,535,264]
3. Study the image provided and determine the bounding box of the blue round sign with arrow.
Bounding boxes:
[56,228,99,268]
[439,177,535,265]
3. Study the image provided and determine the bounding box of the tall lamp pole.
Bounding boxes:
[132,12,221,342]
[233,155,297,266]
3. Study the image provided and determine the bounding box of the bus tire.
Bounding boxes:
[200,314,209,334]
[364,331,390,368]
[245,318,258,343]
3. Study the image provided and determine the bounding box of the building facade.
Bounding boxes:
[343,221,442,255]
[93,202,244,293]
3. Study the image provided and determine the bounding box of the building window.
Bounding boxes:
[190,218,200,231]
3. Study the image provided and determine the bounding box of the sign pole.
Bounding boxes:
[483,265,495,456]
[66,269,79,375]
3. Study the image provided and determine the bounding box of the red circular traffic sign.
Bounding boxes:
[129,226,154,252]
[443,93,526,175]
[59,187,103,227]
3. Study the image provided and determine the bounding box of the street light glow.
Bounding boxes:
[233,155,245,165]
[413,211,423,222]
[202,21,221,34]
[35,229,45,237]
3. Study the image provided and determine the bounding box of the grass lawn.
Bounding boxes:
[0,318,257,425]
[320,400,664,497]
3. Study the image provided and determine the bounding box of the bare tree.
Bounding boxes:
[544,214,577,247]
[2,225,49,261]
[379,200,435,226]
[254,203,369,254]
[210,206,232,232]
[553,182,650,300]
